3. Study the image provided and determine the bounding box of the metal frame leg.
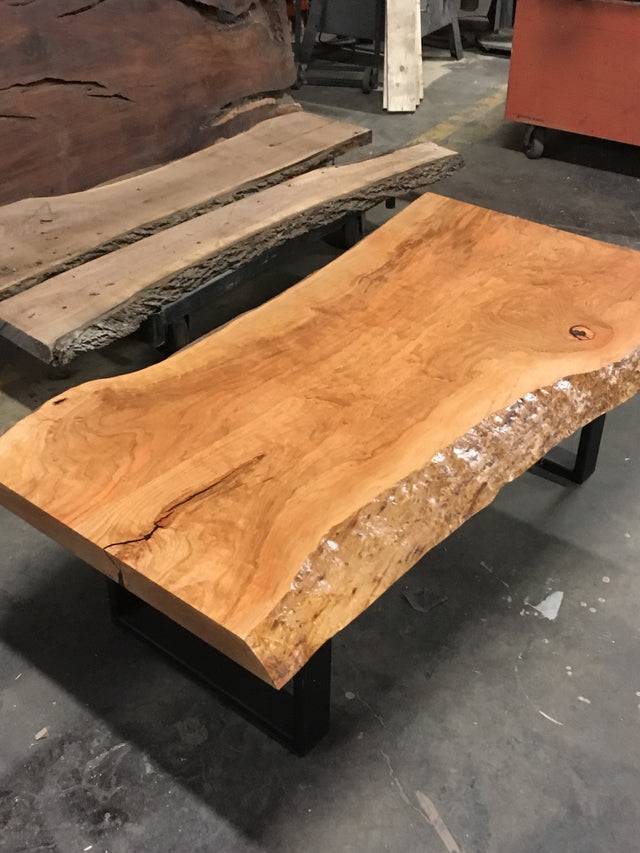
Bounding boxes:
[107,581,331,754]
[296,0,383,91]
[447,14,464,60]
[534,414,606,485]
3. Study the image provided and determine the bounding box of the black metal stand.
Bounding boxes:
[477,0,514,54]
[295,0,384,92]
[534,414,606,485]
[421,0,464,61]
[108,582,332,755]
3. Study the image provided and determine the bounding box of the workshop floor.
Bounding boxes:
[1,45,640,853]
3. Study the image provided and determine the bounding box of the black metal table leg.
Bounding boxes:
[291,641,333,755]
[107,581,331,755]
[534,414,606,485]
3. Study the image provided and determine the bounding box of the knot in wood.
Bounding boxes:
[570,325,594,341]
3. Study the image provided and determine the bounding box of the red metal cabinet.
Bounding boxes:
[506,0,640,151]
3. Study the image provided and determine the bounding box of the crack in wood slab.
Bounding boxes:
[0,77,109,92]
[104,453,265,551]
[58,0,110,17]
[87,92,131,101]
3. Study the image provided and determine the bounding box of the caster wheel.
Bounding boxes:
[362,66,376,94]
[524,125,545,159]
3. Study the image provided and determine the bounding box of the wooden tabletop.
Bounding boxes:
[1,193,639,687]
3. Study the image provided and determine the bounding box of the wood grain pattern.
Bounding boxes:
[0,0,295,205]
[0,142,462,363]
[0,110,371,301]
[1,193,639,687]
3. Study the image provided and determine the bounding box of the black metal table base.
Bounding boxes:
[106,417,605,753]
[108,582,331,755]
[534,414,606,485]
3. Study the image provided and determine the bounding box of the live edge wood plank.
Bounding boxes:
[0,193,639,687]
[0,110,371,302]
[0,142,462,364]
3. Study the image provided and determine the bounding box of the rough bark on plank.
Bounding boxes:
[0,143,463,363]
[0,110,371,302]
[0,193,639,688]
[0,0,295,204]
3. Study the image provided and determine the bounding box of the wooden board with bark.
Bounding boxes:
[0,110,371,302]
[0,141,462,363]
[0,0,296,205]
[0,193,639,688]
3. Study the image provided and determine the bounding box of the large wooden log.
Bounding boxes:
[0,141,462,363]
[0,0,295,204]
[0,193,639,688]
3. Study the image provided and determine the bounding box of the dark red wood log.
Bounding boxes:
[0,0,296,204]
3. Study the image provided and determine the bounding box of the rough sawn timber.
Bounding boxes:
[0,193,639,688]
[0,0,295,205]
[384,0,423,112]
[0,142,462,363]
[0,110,371,302]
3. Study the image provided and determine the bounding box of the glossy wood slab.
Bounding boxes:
[1,193,639,687]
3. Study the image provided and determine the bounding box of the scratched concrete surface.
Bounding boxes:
[1,42,640,853]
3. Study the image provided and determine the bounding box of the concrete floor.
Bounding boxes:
[1,47,640,853]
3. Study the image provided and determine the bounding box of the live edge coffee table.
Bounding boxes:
[1,193,639,753]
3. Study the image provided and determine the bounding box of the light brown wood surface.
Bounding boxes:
[0,142,462,363]
[0,110,371,302]
[1,193,639,687]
